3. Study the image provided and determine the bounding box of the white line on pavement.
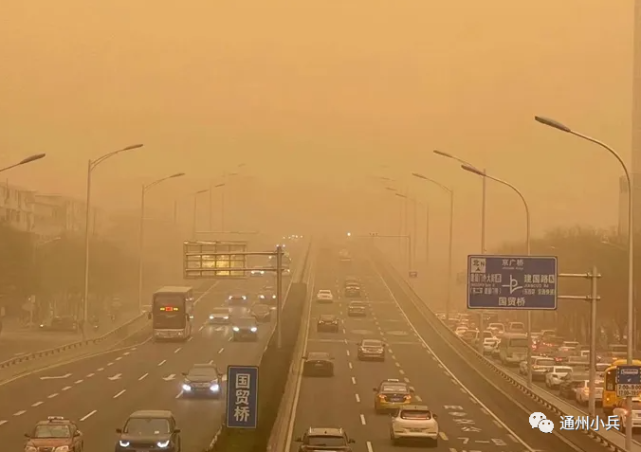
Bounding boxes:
[366,440,374,452]
[360,414,366,425]
[0,420,7,426]
[62,386,71,391]
[139,373,148,381]
[74,379,83,384]
[158,360,166,366]
[218,347,224,354]
[351,377,356,385]
[13,411,26,416]
[32,401,43,407]
[355,394,360,402]
[174,347,182,354]
[113,390,126,399]
[80,410,96,421]
[47,393,58,399]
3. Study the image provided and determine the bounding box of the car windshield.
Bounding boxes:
[188,366,217,377]
[234,318,256,326]
[124,418,171,435]
[400,409,432,420]
[509,338,528,347]
[308,436,346,446]
[308,352,329,360]
[569,373,589,381]
[263,287,274,291]
[320,315,335,321]
[535,359,554,366]
[556,367,572,373]
[34,425,71,438]
[230,294,245,298]
[362,340,382,347]
[212,308,229,314]
[381,383,408,393]
[319,290,331,295]
[350,302,365,307]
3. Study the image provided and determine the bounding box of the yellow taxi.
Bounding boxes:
[373,378,414,413]
[24,416,84,452]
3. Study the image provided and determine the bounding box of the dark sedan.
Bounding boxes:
[115,410,181,452]
[181,363,222,398]
[251,304,272,323]
[317,314,340,332]
[347,301,367,317]
[303,352,334,377]
[344,284,361,297]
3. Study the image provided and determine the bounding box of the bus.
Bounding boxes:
[498,333,529,366]
[603,359,641,414]
[150,286,194,342]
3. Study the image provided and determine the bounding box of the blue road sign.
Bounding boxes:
[226,365,259,428]
[467,255,558,310]
[616,365,641,397]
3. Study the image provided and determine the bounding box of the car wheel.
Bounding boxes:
[428,439,438,448]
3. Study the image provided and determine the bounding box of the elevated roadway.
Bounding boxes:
[286,248,597,452]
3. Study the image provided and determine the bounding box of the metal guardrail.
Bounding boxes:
[378,253,634,452]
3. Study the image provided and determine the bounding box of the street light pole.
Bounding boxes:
[411,173,454,319]
[192,189,209,239]
[461,165,532,386]
[0,153,46,174]
[535,115,634,447]
[137,172,185,314]
[82,144,143,337]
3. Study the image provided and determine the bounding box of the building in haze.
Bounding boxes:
[0,182,34,232]
[31,194,97,238]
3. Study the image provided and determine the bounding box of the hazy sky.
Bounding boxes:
[0,0,634,270]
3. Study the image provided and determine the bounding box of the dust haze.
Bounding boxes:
[0,0,632,270]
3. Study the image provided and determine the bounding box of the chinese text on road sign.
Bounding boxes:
[467,255,558,310]
[226,366,259,428]
[616,365,641,397]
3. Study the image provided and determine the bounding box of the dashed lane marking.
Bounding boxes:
[218,347,224,354]
[348,362,353,369]
[115,357,122,361]
[0,420,7,426]
[366,440,374,452]
[399,369,405,375]
[439,431,448,440]
[492,419,504,429]
[113,389,126,399]
[62,386,71,391]
[360,414,366,425]
[158,360,167,366]
[97,368,104,372]
[174,347,182,354]
[80,410,96,421]
[415,395,423,402]
[13,410,26,416]
[175,391,183,399]
[32,401,43,407]
[139,373,148,381]
[355,394,361,402]
[87,373,95,377]
[351,377,357,385]
[74,379,83,384]
[395,362,401,367]
[47,393,58,399]
[107,362,114,367]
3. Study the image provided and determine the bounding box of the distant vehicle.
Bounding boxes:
[315,290,334,303]
[487,322,505,335]
[357,339,386,361]
[295,427,355,451]
[181,363,222,398]
[115,410,181,452]
[347,301,367,317]
[251,304,272,323]
[575,379,604,405]
[227,292,249,306]
[344,283,361,297]
[24,416,84,452]
[39,316,78,332]
[208,307,231,325]
[231,317,258,341]
[498,333,528,365]
[389,405,439,446]
[558,372,589,399]
[303,352,334,377]
[250,267,265,277]
[258,286,276,305]
[612,398,641,430]
[317,314,340,332]
[508,322,525,333]
[150,286,194,342]
[545,366,573,388]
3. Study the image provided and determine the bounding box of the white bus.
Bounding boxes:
[150,286,194,342]
[498,333,529,366]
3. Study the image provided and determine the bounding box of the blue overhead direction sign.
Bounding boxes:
[466,255,558,310]
[226,365,259,428]
[616,365,641,397]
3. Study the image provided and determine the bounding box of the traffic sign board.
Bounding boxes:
[466,255,558,310]
[226,366,259,428]
[616,365,641,397]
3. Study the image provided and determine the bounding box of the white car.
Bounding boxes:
[482,337,498,354]
[454,326,468,338]
[575,379,604,405]
[316,290,334,303]
[389,405,439,446]
[545,366,573,388]
[613,398,641,431]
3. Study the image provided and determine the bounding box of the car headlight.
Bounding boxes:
[223,316,229,319]
[210,383,220,392]
[242,296,247,300]
[209,315,214,320]
[233,327,240,332]
[118,441,130,447]
[272,295,276,299]
[250,327,258,332]
[260,295,265,298]
[54,447,70,452]
[182,384,192,391]
[157,440,170,448]
[228,296,232,300]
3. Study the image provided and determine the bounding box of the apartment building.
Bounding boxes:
[32,194,95,238]
[0,182,35,232]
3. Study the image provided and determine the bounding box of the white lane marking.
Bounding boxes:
[74,379,83,384]
[158,359,167,366]
[107,362,114,367]
[508,434,518,443]
[175,391,183,399]
[439,431,448,440]
[346,349,350,356]
[355,394,361,402]
[47,393,58,399]
[80,410,96,421]
[449,448,456,452]
[174,347,182,354]
[348,362,353,369]
[13,410,26,416]
[415,395,423,402]
[395,362,400,367]
[139,373,148,381]
[351,377,356,385]
[366,441,374,452]
[480,408,489,415]
[375,266,536,452]
[97,368,105,372]
[115,357,122,361]
[0,420,6,426]
[187,336,193,342]
[360,414,366,425]
[388,348,393,354]
[399,369,405,375]
[123,351,130,356]
[493,419,504,429]
[208,360,214,365]
[403,377,410,383]
[218,347,224,354]
[113,389,126,399]
[87,373,95,377]
[32,401,43,407]
[62,386,72,391]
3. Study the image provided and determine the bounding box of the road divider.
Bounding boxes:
[375,249,637,452]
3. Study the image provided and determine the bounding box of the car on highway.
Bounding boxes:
[523,356,555,381]
[482,337,498,354]
[303,351,334,377]
[575,379,604,405]
[24,416,84,452]
[258,286,277,305]
[39,316,79,332]
[558,372,589,399]
[250,267,265,277]
[487,322,505,335]
[181,363,222,398]
[545,365,573,388]
[227,292,249,306]
[357,339,386,361]
[295,427,355,451]
[612,398,641,431]
[454,326,468,338]
[251,304,272,323]
[231,316,259,341]
[207,307,231,324]
[508,321,525,333]
[315,289,334,303]
[347,300,367,317]
[373,378,414,413]
[344,283,361,297]
[116,410,181,452]
[389,405,439,446]
[317,314,340,332]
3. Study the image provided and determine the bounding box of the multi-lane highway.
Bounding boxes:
[286,248,592,452]
[0,275,283,452]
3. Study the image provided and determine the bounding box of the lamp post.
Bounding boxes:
[411,173,454,320]
[384,186,404,258]
[0,153,46,174]
[138,172,184,314]
[395,193,418,274]
[535,115,634,447]
[192,188,209,239]
[83,144,143,337]
[32,236,62,327]
[210,164,245,231]
[460,165,533,384]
